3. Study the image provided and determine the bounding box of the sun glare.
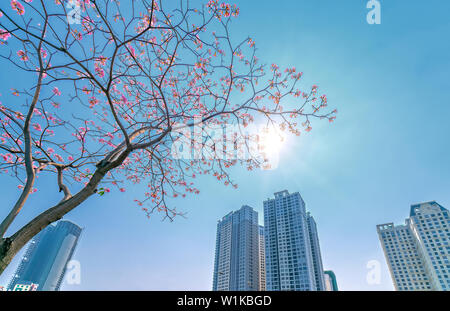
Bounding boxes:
[259,127,286,154]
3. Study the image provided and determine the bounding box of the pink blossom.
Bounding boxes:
[1,153,13,163]
[52,87,61,96]
[82,16,94,34]
[11,0,25,16]
[54,154,64,162]
[15,112,24,120]
[89,97,99,108]
[95,66,105,78]
[17,50,29,61]
[32,123,42,132]
[97,56,107,66]
[0,28,11,41]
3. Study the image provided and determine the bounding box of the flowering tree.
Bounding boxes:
[0,0,336,275]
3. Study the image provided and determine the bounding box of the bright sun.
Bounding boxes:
[259,127,286,154]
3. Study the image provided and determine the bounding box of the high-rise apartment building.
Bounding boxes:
[7,220,82,291]
[212,205,260,291]
[377,201,450,291]
[264,190,325,291]
[259,225,266,291]
[307,213,326,291]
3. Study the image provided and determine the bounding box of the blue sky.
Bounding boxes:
[1,0,450,290]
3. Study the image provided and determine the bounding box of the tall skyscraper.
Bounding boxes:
[8,220,82,291]
[307,213,326,291]
[377,201,450,291]
[324,270,338,291]
[212,205,260,291]
[259,225,266,291]
[264,190,325,291]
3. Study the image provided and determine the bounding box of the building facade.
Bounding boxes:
[307,213,326,291]
[7,220,82,291]
[259,225,266,291]
[212,205,261,291]
[324,270,338,291]
[264,190,325,291]
[377,201,450,291]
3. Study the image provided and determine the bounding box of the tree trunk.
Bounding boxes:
[0,164,109,277]
[0,238,11,276]
[0,146,132,277]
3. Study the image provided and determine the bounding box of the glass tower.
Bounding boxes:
[7,220,82,291]
[213,205,260,291]
[377,201,450,291]
[324,270,339,291]
[264,190,325,291]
